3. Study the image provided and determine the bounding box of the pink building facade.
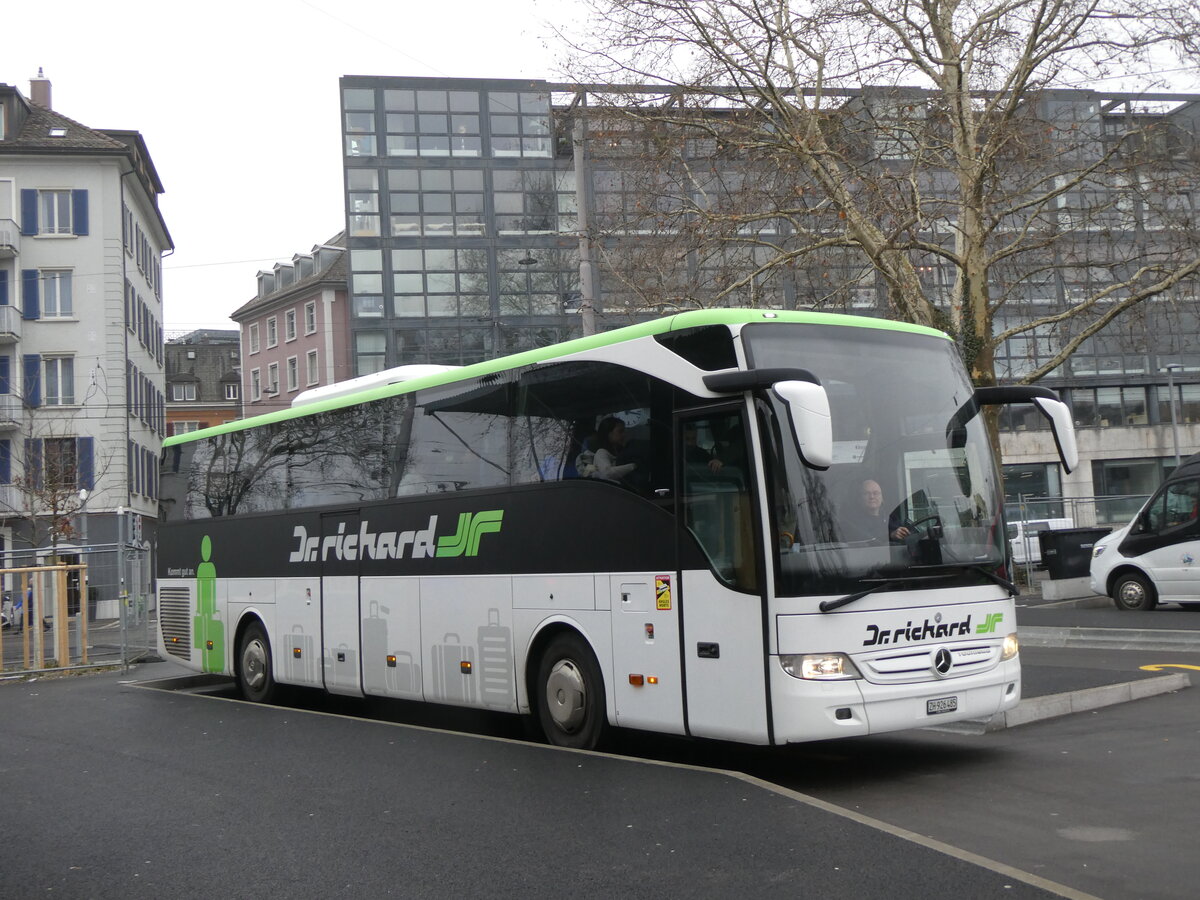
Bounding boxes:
[231,235,350,414]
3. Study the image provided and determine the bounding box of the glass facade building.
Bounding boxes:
[341,77,586,375]
[339,75,1200,505]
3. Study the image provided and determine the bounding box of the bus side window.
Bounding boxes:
[395,382,512,496]
[513,360,661,491]
[680,411,757,590]
[286,398,404,507]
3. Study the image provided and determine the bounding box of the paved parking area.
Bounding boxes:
[0,663,1079,900]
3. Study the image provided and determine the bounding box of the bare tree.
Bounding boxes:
[556,0,1200,395]
[0,423,112,564]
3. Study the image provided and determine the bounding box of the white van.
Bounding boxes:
[1007,517,1075,566]
[1090,453,1200,610]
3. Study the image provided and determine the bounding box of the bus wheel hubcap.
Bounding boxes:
[243,640,267,690]
[546,659,586,732]
[1120,583,1143,604]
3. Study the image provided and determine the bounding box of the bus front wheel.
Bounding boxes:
[535,634,605,750]
[237,622,279,703]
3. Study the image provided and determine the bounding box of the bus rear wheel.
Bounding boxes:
[535,634,605,750]
[237,622,279,703]
[1113,573,1157,611]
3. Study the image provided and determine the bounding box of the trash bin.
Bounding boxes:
[1038,527,1112,580]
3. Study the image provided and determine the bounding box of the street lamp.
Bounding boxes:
[77,488,89,544]
[1165,363,1183,468]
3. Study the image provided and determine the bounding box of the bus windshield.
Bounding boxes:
[744,323,1006,597]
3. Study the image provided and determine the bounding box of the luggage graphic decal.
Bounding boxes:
[284,624,317,684]
[477,608,514,710]
[432,632,476,705]
[385,650,422,696]
[361,600,390,694]
[325,642,358,689]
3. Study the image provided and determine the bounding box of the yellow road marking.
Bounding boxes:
[1139,664,1200,672]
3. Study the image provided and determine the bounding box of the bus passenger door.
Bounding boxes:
[677,409,770,743]
[321,510,363,697]
[609,575,685,734]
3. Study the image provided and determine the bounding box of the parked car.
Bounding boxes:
[1090,452,1200,610]
[1007,517,1075,566]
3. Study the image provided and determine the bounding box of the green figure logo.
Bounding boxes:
[436,510,504,557]
[193,536,225,673]
[976,612,1004,634]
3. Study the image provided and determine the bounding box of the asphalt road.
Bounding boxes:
[3,641,1198,900]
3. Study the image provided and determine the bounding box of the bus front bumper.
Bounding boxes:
[769,656,1021,743]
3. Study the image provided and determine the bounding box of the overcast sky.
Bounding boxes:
[7,2,1198,335]
[4,0,567,334]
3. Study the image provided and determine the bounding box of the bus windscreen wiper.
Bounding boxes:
[819,565,1001,613]
[964,564,1019,596]
[819,580,903,613]
[905,563,1018,596]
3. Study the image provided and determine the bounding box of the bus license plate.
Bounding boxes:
[926,696,958,715]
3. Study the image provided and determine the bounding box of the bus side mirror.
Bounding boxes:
[952,386,1079,474]
[773,380,832,470]
[1031,395,1079,474]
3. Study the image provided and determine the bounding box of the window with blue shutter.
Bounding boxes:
[0,269,8,305]
[0,356,10,394]
[71,190,89,236]
[25,439,43,490]
[21,270,39,320]
[22,354,41,407]
[128,441,135,494]
[0,439,9,483]
[76,436,94,491]
[20,190,38,236]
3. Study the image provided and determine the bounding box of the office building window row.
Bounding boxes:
[389,168,485,236]
[1001,383,1200,431]
[392,248,489,319]
[343,88,552,159]
[353,324,581,376]
[497,247,580,317]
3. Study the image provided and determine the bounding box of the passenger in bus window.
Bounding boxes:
[684,421,723,473]
[845,479,911,543]
[592,416,638,483]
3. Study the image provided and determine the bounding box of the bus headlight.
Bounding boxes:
[780,653,862,680]
[1092,544,1107,559]
[1001,633,1019,661]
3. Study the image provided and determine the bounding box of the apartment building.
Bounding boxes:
[164,329,241,435]
[230,234,348,414]
[0,72,170,591]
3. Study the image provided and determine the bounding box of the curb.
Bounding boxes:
[998,672,1192,730]
[1019,625,1200,652]
[929,671,1192,735]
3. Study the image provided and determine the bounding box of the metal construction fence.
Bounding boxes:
[0,543,155,675]
[1007,493,1146,585]
[1008,493,1148,529]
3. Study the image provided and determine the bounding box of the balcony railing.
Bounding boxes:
[0,219,19,259]
[0,304,21,344]
[0,392,21,428]
[0,483,22,515]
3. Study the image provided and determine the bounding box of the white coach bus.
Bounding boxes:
[157,309,1077,749]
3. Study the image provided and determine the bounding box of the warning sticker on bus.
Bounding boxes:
[655,576,672,610]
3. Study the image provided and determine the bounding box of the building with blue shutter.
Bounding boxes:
[0,71,171,613]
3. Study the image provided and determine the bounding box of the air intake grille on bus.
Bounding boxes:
[159,588,192,661]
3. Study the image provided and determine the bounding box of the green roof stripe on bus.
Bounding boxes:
[163,309,949,447]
